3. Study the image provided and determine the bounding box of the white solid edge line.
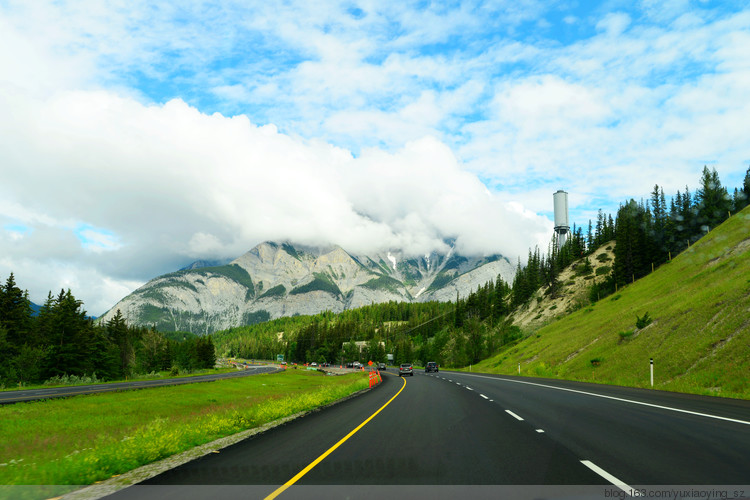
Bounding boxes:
[581,460,632,495]
[459,373,750,426]
[505,409,524,421]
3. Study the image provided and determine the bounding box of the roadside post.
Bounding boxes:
[650,358,654,387]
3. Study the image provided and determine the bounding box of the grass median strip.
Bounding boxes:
[0,370,369,494]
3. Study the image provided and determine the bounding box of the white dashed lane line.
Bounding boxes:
[505,409,524,421]
[581,460,632,494]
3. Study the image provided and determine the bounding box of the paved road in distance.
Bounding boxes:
[0,365,281,404]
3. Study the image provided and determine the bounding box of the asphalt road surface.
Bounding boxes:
[0,365,281,404]
[104,369,750,499]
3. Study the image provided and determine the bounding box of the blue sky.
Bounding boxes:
[1,0,749,314]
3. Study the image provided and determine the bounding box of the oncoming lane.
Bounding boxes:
[0,365,281,404]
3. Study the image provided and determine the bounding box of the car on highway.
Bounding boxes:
[377,362,386,370]
[425,361,438,373]
[399,363,413,376]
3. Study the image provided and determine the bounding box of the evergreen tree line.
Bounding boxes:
[612,166,748,287]
[212,273,519,369]
[0,275,216,387]
[213,300,457,364]
[511,166,750,305]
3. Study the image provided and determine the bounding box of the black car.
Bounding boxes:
[377,362,386,370]
[425,361,439,373]
[399,363,413,376]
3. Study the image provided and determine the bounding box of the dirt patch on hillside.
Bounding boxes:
[707,237,750,267]
[510,242,615,332]
[563,336,600,363]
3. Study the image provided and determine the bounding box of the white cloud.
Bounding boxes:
[596,12,631,36]
[0,89,550,313]
[77,226,122,253]
[1,0,749,315]
[492,75,611,133]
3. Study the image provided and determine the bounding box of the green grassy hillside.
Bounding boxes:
[472,205,750,399]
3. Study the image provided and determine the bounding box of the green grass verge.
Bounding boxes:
[471,207,750,399]
[0,370,368,491]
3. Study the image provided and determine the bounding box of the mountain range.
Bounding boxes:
[99,241,515,334]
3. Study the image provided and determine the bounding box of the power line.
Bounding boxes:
[376,308,456,344]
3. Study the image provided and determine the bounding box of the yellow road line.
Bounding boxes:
[264,375,407,500]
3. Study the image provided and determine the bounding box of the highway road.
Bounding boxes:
[103,369,750,499]
[0,365,281,404]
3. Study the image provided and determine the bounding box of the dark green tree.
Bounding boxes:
[695,166,730,231]
[196,336,216,369]
[107,309,134,378]
[42,289,97,378]
[613,200,650,286]
[0,273,33,354]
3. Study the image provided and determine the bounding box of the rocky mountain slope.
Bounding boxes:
[510,241,616,331]
[100,241,515,334]
[475,206,750,398]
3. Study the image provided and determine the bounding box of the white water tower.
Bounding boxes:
[553,190,569,250]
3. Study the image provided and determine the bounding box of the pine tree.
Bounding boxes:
[650,184,666,234]
[42,290,97,378]
[197,336,216,369]
[454,291,464,328]
[107,310,134,378]
[493,275,509,318]
[594,208,607,247]
[729,166,750,212]
[648,185,667,264]
[0,273,33,354]
[613,200,651,285]
[696,166,730,231]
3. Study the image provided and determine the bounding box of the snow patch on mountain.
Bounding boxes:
[387,252,397,271]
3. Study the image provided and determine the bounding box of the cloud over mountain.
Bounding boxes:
[0,90,549,314]
[2,1,748,315]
